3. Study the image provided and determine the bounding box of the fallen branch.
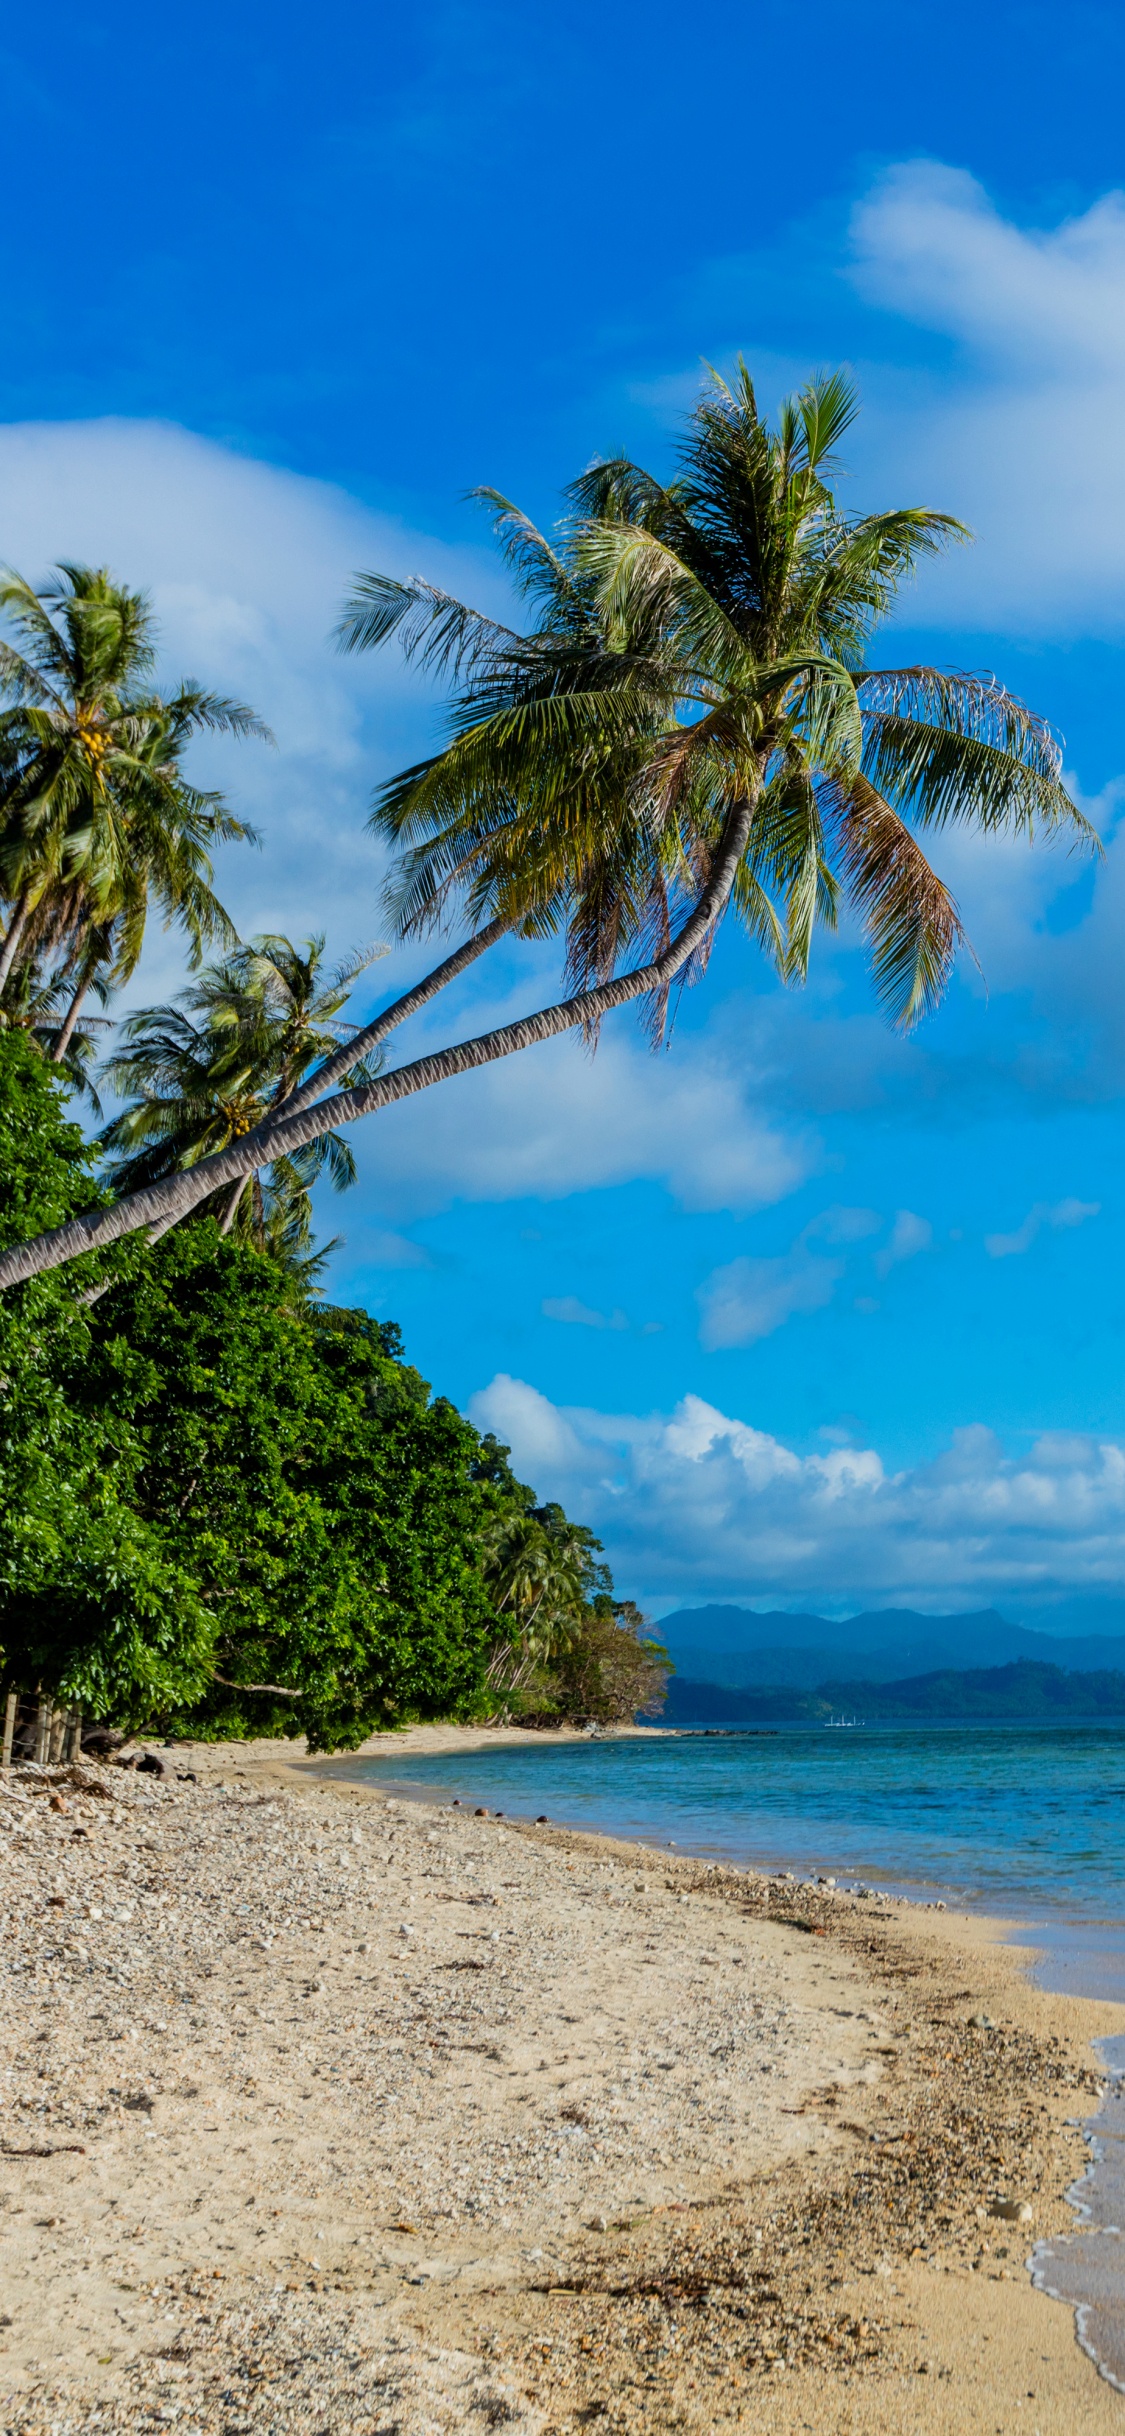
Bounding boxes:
[212,1676,304,1700]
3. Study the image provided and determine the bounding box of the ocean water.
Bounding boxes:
[322,1718,1125,2387]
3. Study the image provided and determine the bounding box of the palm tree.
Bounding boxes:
[0,367,1096,1290]
[483,1505,603,1693]
[0,564,265,1048]
[99,935,383,1257]
[1,949,110,1108]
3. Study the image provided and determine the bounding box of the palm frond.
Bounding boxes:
[796,368,861,473]
[859,669,1093,840]
[336,570,524,682]
[831,773,969,1026]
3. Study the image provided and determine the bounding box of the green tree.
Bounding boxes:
[0,563,264,1051]
[89,1234,500,1748]
[0,369,1094,1289]
[535,1599,670,1728]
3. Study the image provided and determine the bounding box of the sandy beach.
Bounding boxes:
[2,1727,1123,2434]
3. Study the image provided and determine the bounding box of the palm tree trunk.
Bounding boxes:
[0,887,32,997]
[145,1210,184,1246]
[218,1175,248,1235]
[52,973,91,1063]
[0,798,756,1291]
[270,915,509,1123]
[79,1200,191,1299]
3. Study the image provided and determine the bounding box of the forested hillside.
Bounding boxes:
[661,1660,1125,1725]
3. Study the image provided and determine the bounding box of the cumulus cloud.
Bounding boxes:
[985,1197,1101,1260]
[849,161,1125,633]
[469,1377,1125,1614]
[467,1375,596,1478]
[342,1225,432,1270]
[807,1205,882,1245]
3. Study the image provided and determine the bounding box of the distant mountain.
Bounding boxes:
[659,1660,1125,1725]
[656,1604,1125,1688]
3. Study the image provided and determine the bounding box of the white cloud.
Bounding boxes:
[875,1209,933,1278]
[543,1296,628,1331]
[697,1244,842,1350]
[470,1376,1125,1613]
[985,1197,1101,1259]
[853,162,1125,372]
[849,162,1125,633]
[467,1375,595,1479]
[355,1017,812,1221]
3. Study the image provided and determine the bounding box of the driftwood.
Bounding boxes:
[212,1675,303,1701]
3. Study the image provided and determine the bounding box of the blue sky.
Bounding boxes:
[5,0,1125,1623]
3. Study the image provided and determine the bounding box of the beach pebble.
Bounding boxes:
[990,2197,1035,2223]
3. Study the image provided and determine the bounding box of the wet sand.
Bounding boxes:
[1,1728,1122,2433]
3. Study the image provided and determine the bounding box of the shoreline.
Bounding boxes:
[3,1733,1124,2433]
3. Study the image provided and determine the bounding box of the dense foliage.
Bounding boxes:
[0,1033,666,1744]
[0,1031,211,1723]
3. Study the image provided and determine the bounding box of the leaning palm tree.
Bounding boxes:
[0,367,1096,1290]
[0,564,265,1047]
[99,934,383,1253]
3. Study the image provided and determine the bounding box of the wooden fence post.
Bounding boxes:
[34,1698,52,1764]
[1,1692,16,1768]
